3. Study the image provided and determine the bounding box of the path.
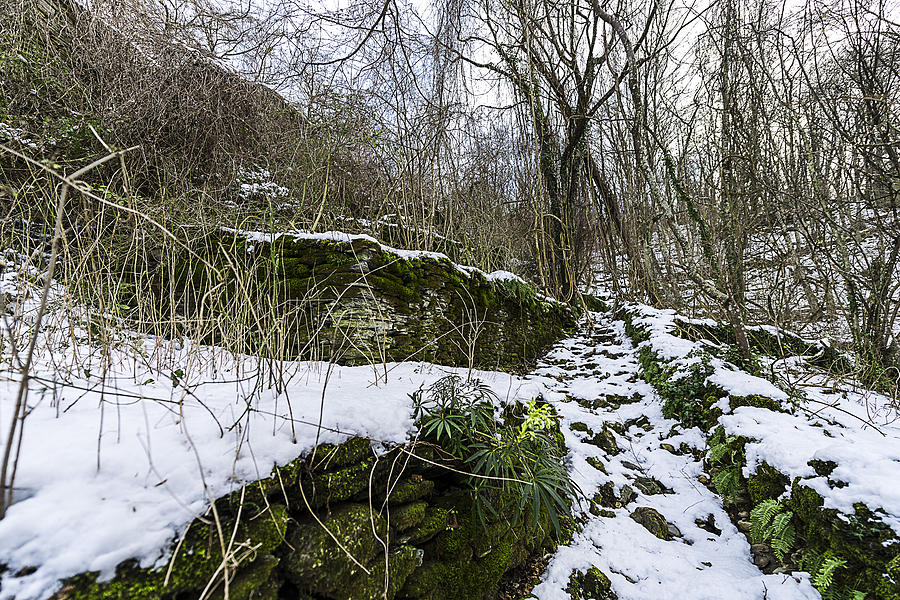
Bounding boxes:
[526,313,820,600]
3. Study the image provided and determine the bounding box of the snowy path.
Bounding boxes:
[527,315,820,600]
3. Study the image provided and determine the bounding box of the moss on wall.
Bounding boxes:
[163,232,578,372]
[44,411,563,600]
[623,309,900,600]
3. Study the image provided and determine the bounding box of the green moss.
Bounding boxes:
[584,424,620,455]
[300,459,374,508]
[387,476,435,505]
[56,505,289,600]
[163,232,576,372]
[567,566,616,600]
[405,507,450,545]
[730,394,785,413]
[629,506,672,540]
[391,501,428,531]
[208,554,280,600]
[308,437,372,472]
[747,463,790,503]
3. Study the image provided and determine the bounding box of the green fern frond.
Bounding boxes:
[713,467,741,500]
[813,556,847,591]
[750,499,781,541]
[769,511,795,561]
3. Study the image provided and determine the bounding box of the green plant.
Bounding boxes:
[410,375,580,536]
[656,353,719,429]
[750,499,795,561]
[707,426,745,504]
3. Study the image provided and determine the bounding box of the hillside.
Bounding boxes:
[1,0,899,599]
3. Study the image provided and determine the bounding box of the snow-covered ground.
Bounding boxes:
[630,305,900,536]
[3,258,898,599]
[525,317,820,600]
[0,265,541,600]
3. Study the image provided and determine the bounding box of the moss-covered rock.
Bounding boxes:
[629,506,673,540]
[401,494,548,600]
[391,501,428,531]
[53,504,290,600]
[567,566,617,600]
[164,232,578,371]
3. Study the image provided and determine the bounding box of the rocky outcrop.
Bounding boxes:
[168,231,578,371]
[623,310,900,600]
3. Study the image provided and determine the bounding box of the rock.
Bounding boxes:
[300,460,373,508]
[633,477,664,496]
[624,416,651,431]
[695,514,721,536]
[737,519,752,534]
[284,503,419,600]
[753,554,771,568]
[570,422,591,434]
[620,460,641,471]
[308,437,372,471]
[385,476,435,505]
[586,424,620,456]
[585,456,607,473]
[666,523,682,538]
[391,501,427,531]
[172,232,578,370]
[697,474,711,485]
[567,566,617,600]
[209,555,280,600]
[660,443,677,454]
[629,507,673,541]
[594,482,618,508]
[606,422,626,435]
[618,485,637,506]
[404,506,450,545]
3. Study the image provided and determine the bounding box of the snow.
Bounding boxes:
[707,368,789,402]
[0,268,539,599]
[628,303,900,540]
[3,269,897,599]
[525,317,820,600]
[225,227,559,302]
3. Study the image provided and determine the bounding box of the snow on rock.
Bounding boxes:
[707,368,789,402]
[0,331,536,600]
[629,302,900,540]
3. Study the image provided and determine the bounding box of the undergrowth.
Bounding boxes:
[410,374,580,537]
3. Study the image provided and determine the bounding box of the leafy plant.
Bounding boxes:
[655,353,719,428]
[813,555,847,591]
[707,426,745,504]
[410,375,580,536]
[750,499,796,561]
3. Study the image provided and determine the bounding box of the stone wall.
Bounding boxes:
[50,436,561,600]
[623,311,900,600]
[170,231,578,371]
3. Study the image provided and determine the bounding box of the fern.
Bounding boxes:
[769,511,795,561]
[713,467,741,500]
[750,499,782,540]
[749,499,795,561]
[813,556,847,591]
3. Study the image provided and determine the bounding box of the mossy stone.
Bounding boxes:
[405,506,450,545]
[300,459,373,508]
[386,476,435,505]
[391,501,427,531]
[53,504,290,600]
[567,566,616,600]
[629,506,672,541]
